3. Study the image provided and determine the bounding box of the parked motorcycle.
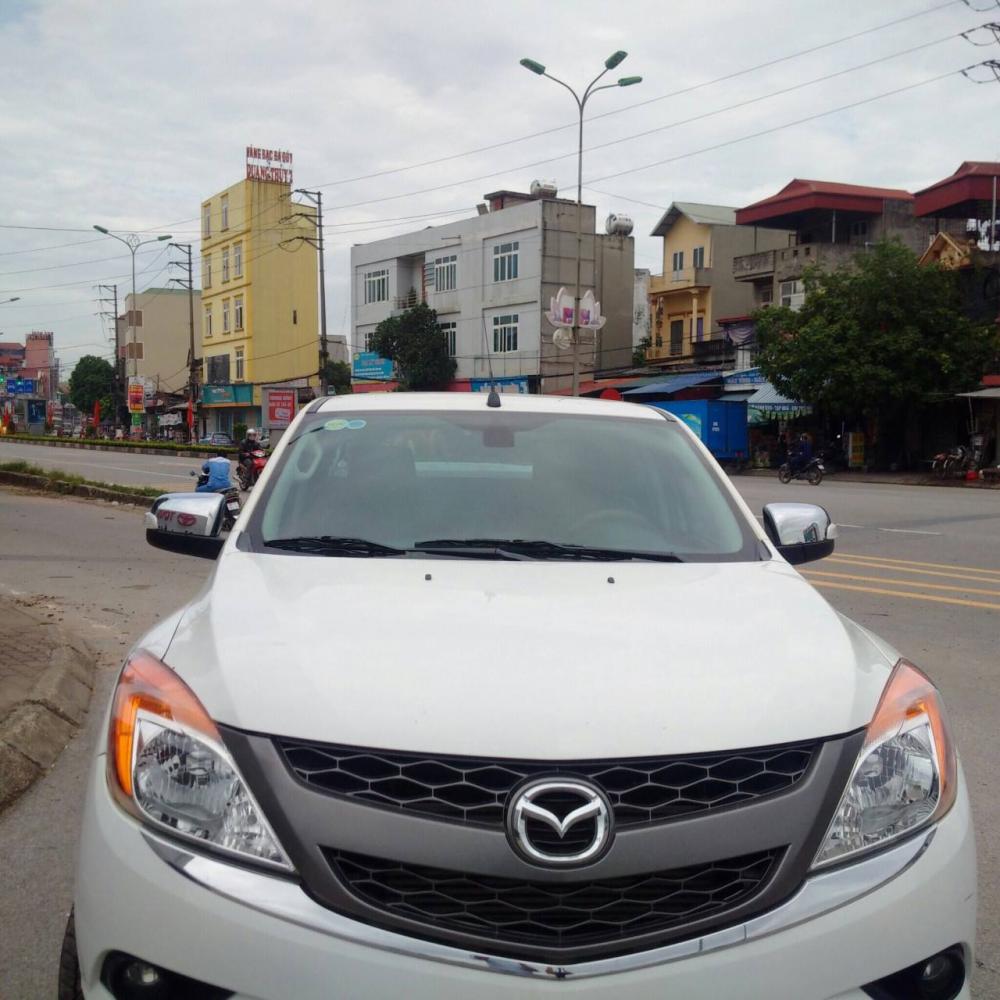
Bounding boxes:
[931,445,970,480]
[237,448,268,491]
[778,457,825,486]
[190,470,242,530]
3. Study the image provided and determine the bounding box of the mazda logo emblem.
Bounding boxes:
[507,779,613,866]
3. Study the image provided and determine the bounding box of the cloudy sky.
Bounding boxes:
[1,0,998,377]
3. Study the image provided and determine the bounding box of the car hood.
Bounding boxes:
[161,552,893,758]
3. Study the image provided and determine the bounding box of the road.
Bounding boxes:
[0,477,996,998]
[0,439,208,492]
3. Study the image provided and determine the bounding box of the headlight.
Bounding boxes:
[108,651,292,871]
[812,659,957,869]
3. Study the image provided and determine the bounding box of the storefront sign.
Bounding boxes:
[470,377,529,395]
[246,146,293,184]
[264,388,296,429]
[2,377,35,395]
[127,378,145,413]
[725,367,766,386]
[352,352,394,381]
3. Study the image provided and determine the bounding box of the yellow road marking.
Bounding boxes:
[808,579,1000,611]
[827,556,1000,585]
[829,553,1000,578]
[803,569,1000,598]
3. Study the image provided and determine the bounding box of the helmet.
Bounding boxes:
[247,428,258,438]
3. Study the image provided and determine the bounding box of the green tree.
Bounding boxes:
[632,336,651,367]
[754,241,998,461]
[370,302,456,390]
[321,359,353,394]
[68,355,116,415]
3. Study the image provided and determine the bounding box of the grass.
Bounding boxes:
[0,460,165,499]
[0,433,231,454]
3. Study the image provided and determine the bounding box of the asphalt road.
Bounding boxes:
[0,478,996,998]
[0,439,208,492]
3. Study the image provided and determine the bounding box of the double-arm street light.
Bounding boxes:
[520,51,641,395]
[92,227,172,380]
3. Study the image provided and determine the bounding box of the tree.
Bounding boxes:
[754,241,998,460]
[68,355,115,415]
[321,359,353,394]
[370,302,456,390]
[632,336,651,367]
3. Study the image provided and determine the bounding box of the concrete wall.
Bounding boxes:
[122,288,201,395]
[594,231,636,372]
[632,269,650,349]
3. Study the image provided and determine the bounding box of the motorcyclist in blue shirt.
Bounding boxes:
[197,451,233,492]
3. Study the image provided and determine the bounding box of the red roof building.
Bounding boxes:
[735,178,914,229]
[913,162,1000,221]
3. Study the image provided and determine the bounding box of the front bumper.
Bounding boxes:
[75,753,977,1000]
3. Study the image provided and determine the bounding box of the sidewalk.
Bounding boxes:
[734,468,1000,489]
[0,598,95,812]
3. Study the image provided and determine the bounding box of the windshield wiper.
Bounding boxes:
[413,538,684,562]
[263,536,408,557]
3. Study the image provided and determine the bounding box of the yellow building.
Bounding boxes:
[200,172,318,436]
[646,203,788,367]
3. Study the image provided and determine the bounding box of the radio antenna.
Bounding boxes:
[480,315,501,408]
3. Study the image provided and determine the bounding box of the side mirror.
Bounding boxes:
[762,502,837,565]
[144,493,226,560]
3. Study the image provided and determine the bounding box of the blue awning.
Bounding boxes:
[747,382,812,415]
[621,372,721,398]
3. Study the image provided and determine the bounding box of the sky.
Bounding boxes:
[1,0,998,378]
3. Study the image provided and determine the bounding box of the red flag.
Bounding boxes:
[187,399,194,429]
[93,399,101,425]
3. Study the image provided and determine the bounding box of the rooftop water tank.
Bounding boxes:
[605,213,634,236]
[530,179,558,199]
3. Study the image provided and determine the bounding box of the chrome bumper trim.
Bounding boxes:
[143,829,934,981]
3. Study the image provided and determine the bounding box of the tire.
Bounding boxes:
[778,466,793,485]
[57,908,83,1000]
[237,465,249,491]
[808,466,823,485]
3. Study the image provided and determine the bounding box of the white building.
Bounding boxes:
[350,187,635,391]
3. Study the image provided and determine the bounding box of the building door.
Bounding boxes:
[670,319,684,355]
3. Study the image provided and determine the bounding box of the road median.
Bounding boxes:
[0,463,158,506]
[0,599,96,812]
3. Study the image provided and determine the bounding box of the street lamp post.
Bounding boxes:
[520,52,641,396]
[0,297,21,305]
[93,227,171,431]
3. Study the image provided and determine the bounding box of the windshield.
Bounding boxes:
[251,409,759,561]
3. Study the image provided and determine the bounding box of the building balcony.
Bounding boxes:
[732,250,776,281]
[649,267,712,294]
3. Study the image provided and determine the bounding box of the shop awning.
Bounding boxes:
[621,372,721,398]
[956,387,1000,399]
[747,382,812,416]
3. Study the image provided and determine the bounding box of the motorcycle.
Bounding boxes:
[237,448,268,491]
[778,457,825,486]
[931,445,969,480]
[190,470,242,530]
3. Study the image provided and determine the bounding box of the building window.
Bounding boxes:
[202,203,211,237]
[204,305,213,338]
[671,251,684,278]
[849,220,869,240]
[235,347,244,381]
[492,313,518,353]
[292,309,297,325]
[694,316,704,341]
[433,254,457,292]
[438,321,457,356]
[692,246,705,269]
[364,268,389,304]
[221,194,229,231]
[492,241,519,282]
[234,294,244,331]
[202,253,212,289]
[780,280,805,310]
[669,319,683,355]
[233,242,242,278]
[363,331,375,352]
[222,247,230,283]
[206,354,230,385]
[222,298,230,334]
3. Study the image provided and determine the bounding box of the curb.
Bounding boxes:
[0,437,229,459]
[731,468,1000,489]
[0,612,96,813]
[0,470,155,507]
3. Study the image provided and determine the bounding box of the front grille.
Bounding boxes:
[278,739,814,827]
[328,848,781,950]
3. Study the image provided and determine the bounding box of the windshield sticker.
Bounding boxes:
[323,418,366,432]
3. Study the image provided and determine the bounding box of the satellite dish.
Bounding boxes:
[552,328,573,351]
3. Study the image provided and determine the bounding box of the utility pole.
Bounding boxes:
[292,189,329,395]
[97,283,121,428]
[170,244,199,441]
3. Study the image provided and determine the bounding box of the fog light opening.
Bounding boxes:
[863,945,965,1000]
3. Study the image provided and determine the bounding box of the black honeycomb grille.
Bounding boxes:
[278,739,814,827]
[328,848,780,950]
